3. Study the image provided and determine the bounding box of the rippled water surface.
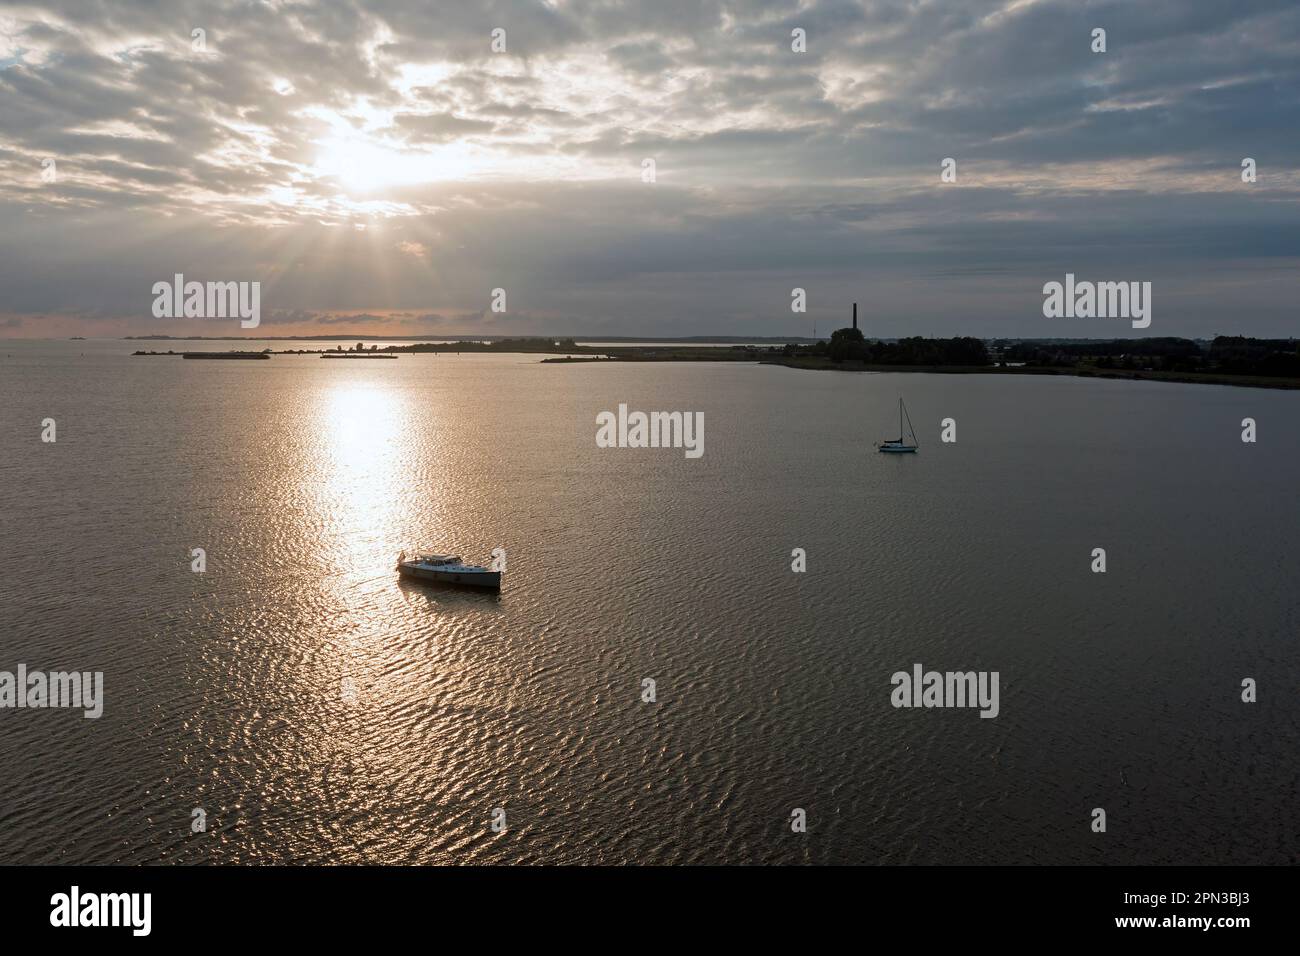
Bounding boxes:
[1,341,1296,864]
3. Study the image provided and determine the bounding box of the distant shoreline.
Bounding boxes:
[761,357,1300,390]
[125,337,1300,389]
[121,333,818,344]
[546,347,1300,389]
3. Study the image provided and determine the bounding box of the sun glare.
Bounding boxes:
[315,134,428,191]
[312,115,484,193]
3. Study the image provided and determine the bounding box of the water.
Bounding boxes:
[1,341,1296,864]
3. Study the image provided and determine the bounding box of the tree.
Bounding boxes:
[827,326,867,362]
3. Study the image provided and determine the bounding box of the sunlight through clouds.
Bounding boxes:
[0,1,1297,338]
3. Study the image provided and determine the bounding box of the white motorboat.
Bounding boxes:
[396,551,502,589]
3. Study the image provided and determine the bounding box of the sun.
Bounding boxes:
[313,124,482,193]
[314,132,429,192]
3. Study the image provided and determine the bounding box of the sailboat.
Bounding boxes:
[877,398,919,453]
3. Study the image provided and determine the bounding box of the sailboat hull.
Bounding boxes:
[878,397,919,453]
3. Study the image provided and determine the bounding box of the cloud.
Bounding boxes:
[0,0,1297,337]
[392,112,497,143]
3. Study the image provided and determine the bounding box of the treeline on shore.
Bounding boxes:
[778,327,1298,378]
[998,336,1300,377]
[787,327,992,365]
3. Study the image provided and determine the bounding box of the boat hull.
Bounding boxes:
[878,444,917,453]
[397,563,501,589]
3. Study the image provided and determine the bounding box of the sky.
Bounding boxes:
[0,0,1297,339]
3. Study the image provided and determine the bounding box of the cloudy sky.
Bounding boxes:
[1,0,1297,339]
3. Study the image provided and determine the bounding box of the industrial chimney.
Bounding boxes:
[852,302,858,330]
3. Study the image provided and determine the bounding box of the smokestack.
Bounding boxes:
[852,302,857,330]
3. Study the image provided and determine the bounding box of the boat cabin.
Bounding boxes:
[404,552,462,566]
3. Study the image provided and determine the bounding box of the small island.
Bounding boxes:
[181,351,269,360]
[322,342,397,358]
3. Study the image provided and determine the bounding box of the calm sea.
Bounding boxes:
[1,340,1296,864]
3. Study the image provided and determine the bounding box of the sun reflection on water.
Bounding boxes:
[315,383,409,587]
[262,375,517,864]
